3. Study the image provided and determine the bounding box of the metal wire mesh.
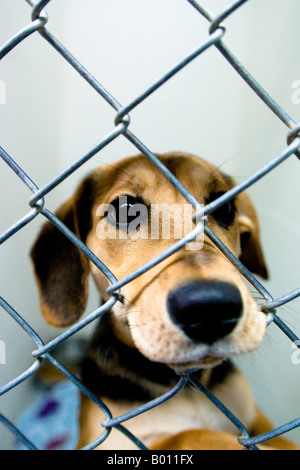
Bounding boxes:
[1,0,300,450]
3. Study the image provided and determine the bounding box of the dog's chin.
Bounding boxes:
[135,342,226,371]
[167,356,225,372]
[132,331,233,372]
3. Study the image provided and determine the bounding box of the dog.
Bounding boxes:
[31,151,298,450]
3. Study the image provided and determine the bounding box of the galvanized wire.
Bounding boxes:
[1,0,300,451]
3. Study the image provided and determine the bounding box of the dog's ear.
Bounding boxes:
[31,176,95,327]
[235,191,268,279]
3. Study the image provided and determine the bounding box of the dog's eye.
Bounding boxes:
[107,195,146,228]
[207,192,236,228]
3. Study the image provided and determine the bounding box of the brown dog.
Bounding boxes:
[31,152,297,450]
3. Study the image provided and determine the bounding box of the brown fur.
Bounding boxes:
[31,152,297,450]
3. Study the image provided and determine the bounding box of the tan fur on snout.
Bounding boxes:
[123,253,267,369]
[31,151,298,450]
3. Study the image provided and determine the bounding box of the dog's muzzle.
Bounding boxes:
[167,281,243,345]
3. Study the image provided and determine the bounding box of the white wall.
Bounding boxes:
[1,0,300,449]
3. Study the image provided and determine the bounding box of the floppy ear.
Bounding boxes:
[31,176,95,327]
[235,191,268,280]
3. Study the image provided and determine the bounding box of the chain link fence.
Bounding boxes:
[1,0,300,450]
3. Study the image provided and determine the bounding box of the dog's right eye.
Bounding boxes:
[207,191,236,228]
[107,195,147,229]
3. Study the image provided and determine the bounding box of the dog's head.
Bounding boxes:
[31,152,268,370]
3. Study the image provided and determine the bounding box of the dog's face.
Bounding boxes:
[31,152,268,371]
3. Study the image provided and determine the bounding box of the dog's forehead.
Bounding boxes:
[98,153,233,202]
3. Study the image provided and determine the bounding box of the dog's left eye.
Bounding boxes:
[207,192,236,228]
[107,195,147,228]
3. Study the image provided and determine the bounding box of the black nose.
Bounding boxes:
[167,281,243,345]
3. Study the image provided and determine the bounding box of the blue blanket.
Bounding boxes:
[15,381,80,450]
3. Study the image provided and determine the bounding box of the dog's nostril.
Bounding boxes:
[167,281,243,345]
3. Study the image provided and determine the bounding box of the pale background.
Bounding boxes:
[1,0,300,449]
